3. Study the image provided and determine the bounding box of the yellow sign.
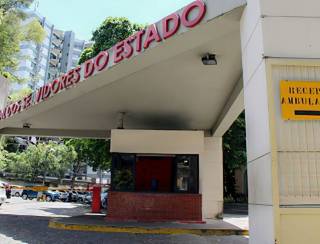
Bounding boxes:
[25,186,48,192]
[280,80,320,120]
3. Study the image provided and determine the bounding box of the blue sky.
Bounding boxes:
[32,0,193,41]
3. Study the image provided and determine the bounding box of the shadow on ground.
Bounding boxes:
[38,205,90,217]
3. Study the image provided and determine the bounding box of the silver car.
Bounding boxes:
[58,190,68,202]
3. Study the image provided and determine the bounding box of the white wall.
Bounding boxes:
[241,1,320,243]
[199,137,223,219]
[111,129,204,154]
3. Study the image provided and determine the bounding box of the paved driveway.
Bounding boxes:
[0,198,249,244]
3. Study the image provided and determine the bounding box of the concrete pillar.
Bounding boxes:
[241,1,320,243]
[199,136,223,219]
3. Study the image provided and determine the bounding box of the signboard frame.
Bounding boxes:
[280,80,320,120]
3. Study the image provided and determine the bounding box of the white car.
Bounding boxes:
[101,191,108,209]
[11,188,23,197]
[58,190,68,202]
[0,188,6,206]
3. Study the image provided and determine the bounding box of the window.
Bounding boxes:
[174,155,199,193]
[111,154,135,191]
[111,154,199,194]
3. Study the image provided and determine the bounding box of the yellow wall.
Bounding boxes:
[280,208,320,244]
[267,59,320,244]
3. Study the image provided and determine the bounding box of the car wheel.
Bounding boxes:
[15,192,20,197]
[46,195,52,202]
[22,194,28,200]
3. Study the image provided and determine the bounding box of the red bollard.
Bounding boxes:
[92,185,101,213]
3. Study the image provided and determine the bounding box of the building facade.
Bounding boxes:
[13,10,89,92]
[2,1,320,243]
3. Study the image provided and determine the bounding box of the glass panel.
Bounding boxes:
[176,157,191,191]
[111,154,135,191]
[174,155,199,193]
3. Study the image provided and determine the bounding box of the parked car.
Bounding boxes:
[58,190,68,202]
[11,186,23,197]
[84,191,108,209]
[68,191,79,202]
[43,191,60,202]
[76,192,87,203]
[21,189,38,200]
[84,192,92,204]
[101,191,108,209]
[0,186,6,206]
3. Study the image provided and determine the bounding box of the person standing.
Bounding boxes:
[5,184,11,199]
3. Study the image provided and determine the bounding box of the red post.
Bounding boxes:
[92,185,101,213]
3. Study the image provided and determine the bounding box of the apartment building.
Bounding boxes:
[13,10,90,92]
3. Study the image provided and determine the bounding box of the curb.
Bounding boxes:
[48,220,249,236]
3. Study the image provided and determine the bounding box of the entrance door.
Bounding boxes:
[135,156,173,192]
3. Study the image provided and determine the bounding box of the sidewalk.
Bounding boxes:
[48,214,249,236]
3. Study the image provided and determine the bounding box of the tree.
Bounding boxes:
[86,139,111,172]
[1,139,77,184]
[64,139,91,188]
[0,0,32,11]
[78,47,93,65]
[0,0,45,81]
[79,17,144,64]
[8,87,32,102]
[53,144,77,184]
[223,111,247,200]
[0,144,8,171]
[3,136,25,152]
[3,151,25,177]
[64,138,111,187]
[16,142,66,184]
[20,143,49,184]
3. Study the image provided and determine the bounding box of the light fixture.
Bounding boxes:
[202,53,217,65]
[23,123,31,129]
[117,112,126,129]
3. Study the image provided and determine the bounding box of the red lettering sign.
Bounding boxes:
[42,83,52,100]
[114,41,125,64]
[144,24,162,49]
[95,51,109,71]
[162,13,180,39]
[124,37,135,59]
[134,30,145,53]
[5,106,12,118]
[73,66,81,83]
[0,1,207,121]
[181,1,206,28]
[60,73,70,89]
[84,59,95,78]
[35,87,43,103]
[11,103,19,115]
[51,78,61,94]
[65,70,75,88]
[23,94,32,109]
